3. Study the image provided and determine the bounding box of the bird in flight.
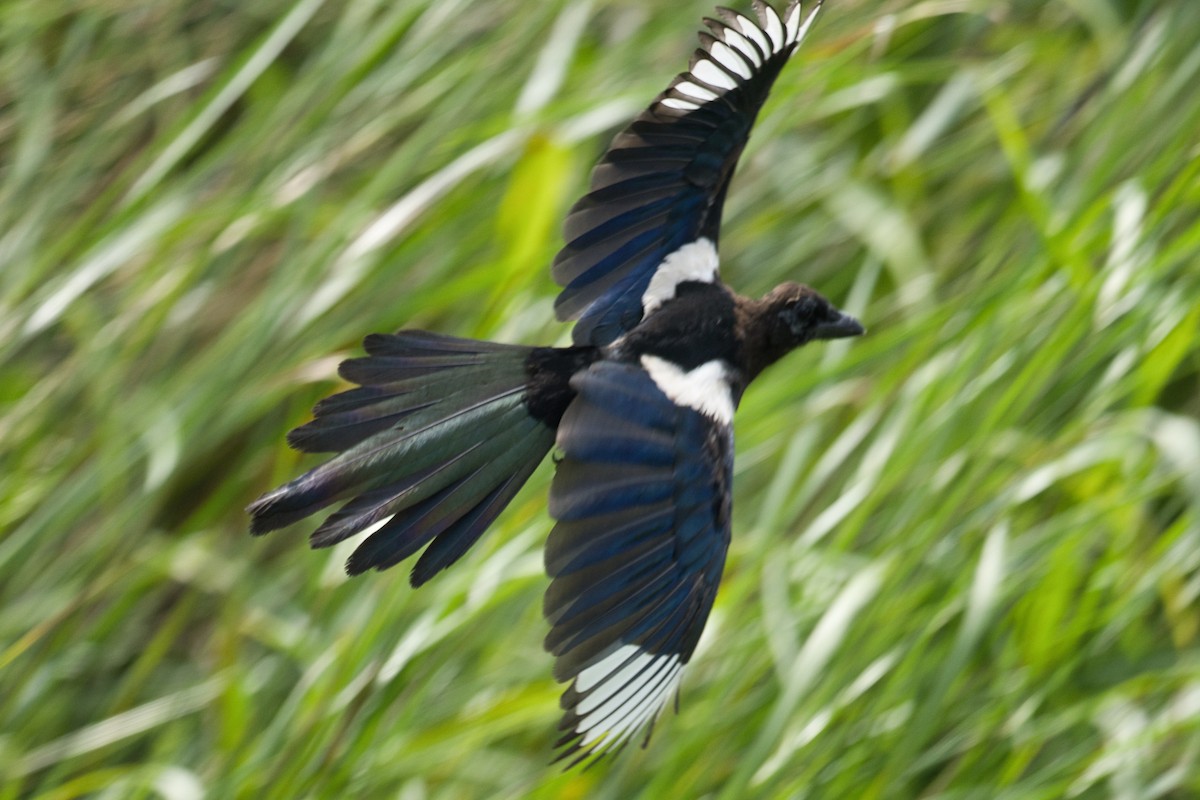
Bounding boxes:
[249,0,860,766]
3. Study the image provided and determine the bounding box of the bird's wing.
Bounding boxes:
[552,0,823,346]
[544,359,735,765]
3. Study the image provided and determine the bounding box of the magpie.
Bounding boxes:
[249,0,862,765]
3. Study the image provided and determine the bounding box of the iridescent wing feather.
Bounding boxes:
[552,1,823,346]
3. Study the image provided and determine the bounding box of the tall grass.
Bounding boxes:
[2,0,1198,797]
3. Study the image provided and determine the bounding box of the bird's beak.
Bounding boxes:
[813,310,865,341]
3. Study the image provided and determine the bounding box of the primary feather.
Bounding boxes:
[553,0,824,346]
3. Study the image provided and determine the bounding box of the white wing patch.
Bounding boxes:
[641,237,719,316]
[675,80,719,102]
[761,4,786,48]
[572,644,685,749]
[721,27,764,67]
[661,97,701,111]
[709,41,753,79]
[691,59,738,91]
[788,1,821,46]
[734,13,773,54]
[641,355,735,426]
[658,1,823,115]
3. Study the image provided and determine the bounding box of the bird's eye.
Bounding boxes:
[792,296,820,319]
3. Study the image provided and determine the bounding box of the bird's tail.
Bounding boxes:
[248,330,562,586]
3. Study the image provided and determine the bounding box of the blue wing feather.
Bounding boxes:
[544,361,734,761]
[552,0,823,346]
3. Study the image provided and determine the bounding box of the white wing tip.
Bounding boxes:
[788,1,823,47]
[570,645,684,752]
[659,1,824,114]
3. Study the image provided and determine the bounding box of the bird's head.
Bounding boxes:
[766,282,864,345]
[740,282,864,381]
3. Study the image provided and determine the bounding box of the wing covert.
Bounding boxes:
[544,361,734,765]
[552,1,823,346]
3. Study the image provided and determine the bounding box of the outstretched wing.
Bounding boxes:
[553,0,823,346]
[544,360,735,765]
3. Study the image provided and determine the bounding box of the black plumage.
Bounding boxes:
[249,0,863,765]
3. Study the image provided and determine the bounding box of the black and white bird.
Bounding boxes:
[249,0,860,765]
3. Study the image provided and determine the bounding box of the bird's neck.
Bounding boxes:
[608,282,802,398]
[734,293,799,384]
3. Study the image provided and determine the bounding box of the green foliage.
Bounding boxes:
[3,0,1199,797]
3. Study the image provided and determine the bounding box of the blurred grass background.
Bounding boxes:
[2,0,1199,797]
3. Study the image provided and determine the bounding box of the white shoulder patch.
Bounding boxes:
[573,644,684,749]
[641,237,719,316]
[641,355,735,425]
